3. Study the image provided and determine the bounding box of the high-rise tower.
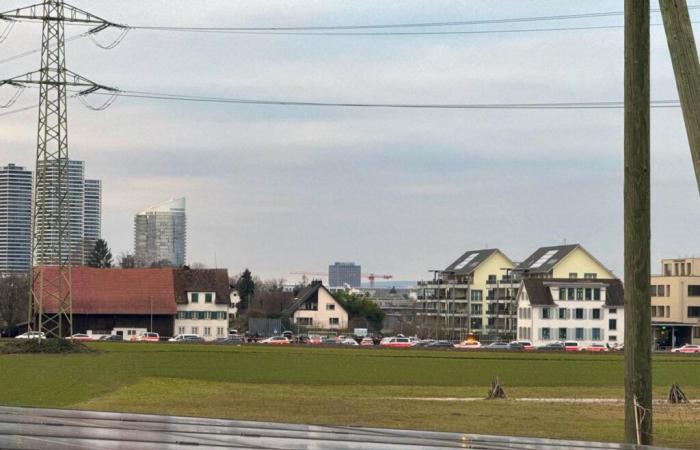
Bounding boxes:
[0,164,32,275]
[134,198,187,267]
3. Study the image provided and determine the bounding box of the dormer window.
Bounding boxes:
[191,293,199,303]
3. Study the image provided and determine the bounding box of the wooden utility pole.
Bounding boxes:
[624,0,653,445]
[659,0,700,196]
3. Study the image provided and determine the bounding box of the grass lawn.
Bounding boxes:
[1,343,699,448]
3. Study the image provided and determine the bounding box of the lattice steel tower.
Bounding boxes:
[0,1,123,337]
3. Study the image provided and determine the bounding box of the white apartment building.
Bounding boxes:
[516,278,624,347]
[285,281,349,330]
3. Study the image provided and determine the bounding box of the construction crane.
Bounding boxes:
[290,271,393,288]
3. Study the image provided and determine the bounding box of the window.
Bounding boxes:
[326,304,336,311]
[569,272,578,279]
[575,308,584,320]
[471,304,482,315]
[650,285,657,297]
[297,317,313,326]
[609,335,617,342]
[688,263,693,276]
[694,327,700,339]
[191,327,199,335]
[592,309,601,320]
[558,308,568,319]
[667,285,671,296]
[567,288,575,301]
[191,293,199,303]
[177,326,185,334]
[329,318,340,326]
[609,319,617,330]
[197,311,206,320]
[585,288,592,301]
[657,285,665,297]
[205,293,213,303]
[592,328,602,341]
[576,288,584,300]
[471,318,483,329]
[584,273,597,279]
[688,286,700,297]
[470,290,483,301]
[575,328,584,340]
[688,307,700,318]
[559,288,566,300]
[593,288,601,301]
[559,328,567,340]
[542,308,551,319]
[204,327,211,336]
[665,306,671,318]
[664,263,672,276]
[541,328,551,340]
[609,308,617,314]
[488,274,497,283]
[217,327,225,336]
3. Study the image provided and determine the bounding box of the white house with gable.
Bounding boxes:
[285,281,349,330]
[516,277,624,347]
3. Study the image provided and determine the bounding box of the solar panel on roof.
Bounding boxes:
[454,253,478,270]
[530,249,558,268]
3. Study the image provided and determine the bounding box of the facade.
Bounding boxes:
[285,281,349,330]
[328,262,361,288]
[134,198,187,267]
[416,249,516,340]
[516,278,624,347]
[0,164,32,274]
[650,257,700,347]
[174,268,233,341]
[514,244,615,280]
[37,266,231,338]
[83,179,102,261]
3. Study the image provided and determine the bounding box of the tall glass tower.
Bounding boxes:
[0,164,33,274]
[83,179,102,260]
[134,198,186,267]
[329,262,362,288]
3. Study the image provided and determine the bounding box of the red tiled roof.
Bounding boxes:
[37,266,178,315]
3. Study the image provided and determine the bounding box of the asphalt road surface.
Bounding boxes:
[0,406,673,449]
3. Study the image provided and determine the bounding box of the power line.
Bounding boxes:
[0,33,87,65]
[0,103,37,117]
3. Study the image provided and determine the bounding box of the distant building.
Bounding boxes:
[650,257,700,347]
[416,249,516,340]
[83,179,102,261]
[134,198,186,267]
[516,277,624,347]
[0,164,32,274]
[284,281,349,330]
[328,262,361,288]
[36,266,232,339]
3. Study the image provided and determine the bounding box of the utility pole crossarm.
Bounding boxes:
[0,70,118,93]
[0,2,126,28]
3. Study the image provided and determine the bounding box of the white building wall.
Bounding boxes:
[174,291,231,340]
[517,284,624,347]
[293,288,349,329]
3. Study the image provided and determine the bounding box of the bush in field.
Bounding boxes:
[0,339,95,354]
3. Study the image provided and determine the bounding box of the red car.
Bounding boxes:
[69,333,94,342]
[564,341,580,352]
[131,332,160,342]
[671,344,700,354]
[260,336,290,345]
[380,337,415,348]
[580,344,609,352]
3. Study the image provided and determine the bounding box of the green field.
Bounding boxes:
[1,343,699,448]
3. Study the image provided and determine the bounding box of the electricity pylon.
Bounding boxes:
[0,1,123,337]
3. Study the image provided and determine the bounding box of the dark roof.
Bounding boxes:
[515,245,579,274]
[444,249,500,275]
[173,268,231,305]
[521,278,624,307]
[38,266,178,315]
[283,282,348,316]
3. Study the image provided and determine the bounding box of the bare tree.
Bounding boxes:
[0,275,29,336]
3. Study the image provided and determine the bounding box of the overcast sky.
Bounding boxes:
[2,1,699,281]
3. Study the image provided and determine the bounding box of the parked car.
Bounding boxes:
[69,333,93,342]
[15,331,46,340]
[511,340,534,351]
[454,340,482,349]
[507,342,524,350]
[169,334,200,342]
[100,334,123,342]
[260,336,290,345]
[486,342,510,350]
[341,338,359,346]
[671,344,700,354]
[581,344,609,352]
[131,332,160,342]
[538,342,565,351]
[307,335,323,345]
[380,337,415,348]
[217,336,244,345]
[427,340,455,348]
[564,341,580,352]
[360,337,374,346]
[321,337,340,345]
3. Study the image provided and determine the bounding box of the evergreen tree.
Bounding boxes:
[87,239,113,268]
[236,269,256,311]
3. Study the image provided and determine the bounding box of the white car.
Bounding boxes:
[454,340,482,349]
[168,334,201,342]
[341,338,359,346]
[15,331,46,340]
[671,344,700,354]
